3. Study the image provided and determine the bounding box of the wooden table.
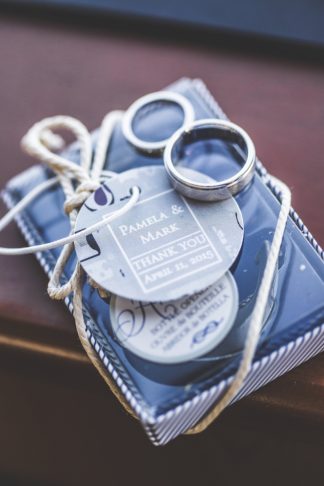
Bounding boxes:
[0,8,323,485]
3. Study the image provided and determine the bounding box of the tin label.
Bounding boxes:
[110,272,239,363]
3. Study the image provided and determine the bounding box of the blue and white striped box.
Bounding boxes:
[4,78,324,445]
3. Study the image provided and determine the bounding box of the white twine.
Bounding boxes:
[0,181,139,255]
[0,108,291,432]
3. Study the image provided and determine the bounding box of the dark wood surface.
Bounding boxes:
[0,9,323,485]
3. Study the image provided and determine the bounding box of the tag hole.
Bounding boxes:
[130,186,141,196]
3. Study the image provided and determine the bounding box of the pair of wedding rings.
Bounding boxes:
[122,91,256,201]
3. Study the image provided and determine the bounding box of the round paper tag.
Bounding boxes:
[110,272,239,364]
[74,166,244,302]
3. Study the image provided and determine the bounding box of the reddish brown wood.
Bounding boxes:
[0,10,323,484]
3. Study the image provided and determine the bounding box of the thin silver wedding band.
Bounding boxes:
[164,118,256,201]
[122,91,195,155]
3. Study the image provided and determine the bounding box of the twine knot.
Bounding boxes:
[64,179,100,215]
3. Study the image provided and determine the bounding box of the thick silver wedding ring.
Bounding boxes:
[122,91,195,155]
[164,118,256,201]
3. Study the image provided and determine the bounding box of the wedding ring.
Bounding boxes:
[164,118,256,201]
[122,91,195,155]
